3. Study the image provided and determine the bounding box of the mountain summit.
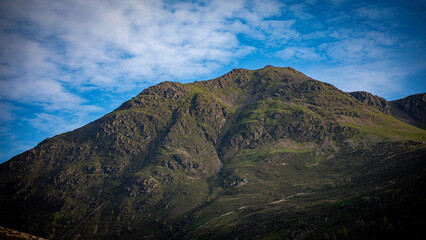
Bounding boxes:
[1,66,425,239]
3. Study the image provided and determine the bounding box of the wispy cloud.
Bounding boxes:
[274,0,426,98]
[0,0,290,96]
[355,6,395,21]
[0,0,289,122]
[276,46,321,61]
[307,62,407,96]
[0,0,294,161]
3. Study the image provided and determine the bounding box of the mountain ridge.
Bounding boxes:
[1,66,425,239]
[349,91,426,130]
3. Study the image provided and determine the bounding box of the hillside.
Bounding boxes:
[1,66,425,239]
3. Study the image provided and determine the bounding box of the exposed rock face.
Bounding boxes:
[390,93,426,129]
[0,226,46,240]
[350,91,426,130]
[349,91,391,114]
[1,66,425,240]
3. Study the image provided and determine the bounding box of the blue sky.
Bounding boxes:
[1,0,426,163]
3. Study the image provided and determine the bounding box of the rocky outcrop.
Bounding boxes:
[349,91,391,114]
[390,93,426,129]
[350,91,426,130]
[0,226,46,240]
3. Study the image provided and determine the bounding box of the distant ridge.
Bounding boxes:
[350,91,426,129]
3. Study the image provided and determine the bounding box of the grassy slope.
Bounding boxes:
[182,142,426,239]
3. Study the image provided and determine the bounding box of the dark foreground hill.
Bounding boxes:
[1,66,425,239]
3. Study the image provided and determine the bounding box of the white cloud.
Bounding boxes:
[0,0,294,136]
[29,113,84,134]
[0,0,291,94]
[0,102,15,122]
[289,4,314,20]
[355,6,395,21]
[276,46,321,61]
[271,0,422,100]
[321,30,398,64]
[307,62,407,98]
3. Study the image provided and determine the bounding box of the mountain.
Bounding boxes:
[349,91,426,130]
[1,66,425,239]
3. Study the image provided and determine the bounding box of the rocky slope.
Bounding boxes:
[0,66,425,239]
[350,91,426,129]
[0,226,46,240]
[349,91,391,114]
[390,93,426,129]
